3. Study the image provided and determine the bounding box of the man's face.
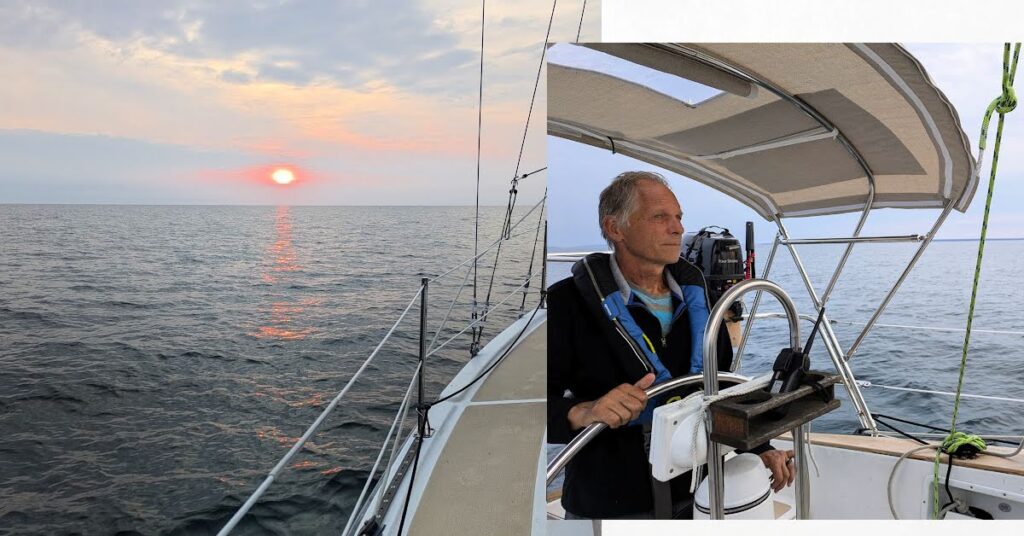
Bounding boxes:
[610,180,684,266]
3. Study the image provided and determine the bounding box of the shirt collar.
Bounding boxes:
[610,252,683,301]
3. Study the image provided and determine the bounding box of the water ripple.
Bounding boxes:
[0,205,541,534]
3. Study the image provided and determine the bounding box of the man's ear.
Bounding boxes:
[603,215,624,243]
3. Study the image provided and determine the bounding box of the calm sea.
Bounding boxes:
[0,204,545,535]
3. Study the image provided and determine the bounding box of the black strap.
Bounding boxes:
[650,468,673,519]
[643,423,673,519]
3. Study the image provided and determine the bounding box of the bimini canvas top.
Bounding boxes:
[547,43,978,219]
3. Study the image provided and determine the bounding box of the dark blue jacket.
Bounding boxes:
[547,253,746,518]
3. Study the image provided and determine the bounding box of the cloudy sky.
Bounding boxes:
[0,0,597,205]
[548,43,1024,245]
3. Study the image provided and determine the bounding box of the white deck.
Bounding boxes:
[383,314,546,535]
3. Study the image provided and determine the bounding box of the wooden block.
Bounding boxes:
[708,372,841,451]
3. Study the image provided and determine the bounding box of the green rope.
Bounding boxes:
[931,42,1020,519]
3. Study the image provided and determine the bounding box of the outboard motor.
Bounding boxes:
[682,226,746,319]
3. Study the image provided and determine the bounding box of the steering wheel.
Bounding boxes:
[545,371,750,487]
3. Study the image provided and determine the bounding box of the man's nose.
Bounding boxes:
[670,219,683,235]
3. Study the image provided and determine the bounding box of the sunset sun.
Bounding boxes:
[271,168,295,185]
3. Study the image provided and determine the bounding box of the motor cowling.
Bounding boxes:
[682,227,745,318]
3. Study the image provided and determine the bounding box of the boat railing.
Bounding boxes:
[739,312,1024,407]
[217,196,547,536]
[216,289,423,536]
[340,362,421,536]
[338,272,542,536]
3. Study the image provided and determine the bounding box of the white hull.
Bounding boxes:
[547,432,1024,528]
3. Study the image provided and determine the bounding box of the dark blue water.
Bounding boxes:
[0,204,545,535]
[547,239,1024,437]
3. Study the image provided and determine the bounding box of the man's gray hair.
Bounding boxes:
[598,171,670,247]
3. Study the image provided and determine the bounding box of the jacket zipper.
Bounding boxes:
[582,256,653,374]
[611,317,653,374]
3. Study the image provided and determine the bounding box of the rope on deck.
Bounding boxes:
[931,42,1020,519]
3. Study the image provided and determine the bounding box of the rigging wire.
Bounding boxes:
[429,194,546,283]
[471,0,557,354]
[425,203,545,352]
[576,0,587,42]
[471,0,487,355]
[428,272,540,358]
[518,166,547,179]
[511,0,556,182]
[429,195,546,284]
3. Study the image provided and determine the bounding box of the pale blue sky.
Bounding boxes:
[548,43,1024,246]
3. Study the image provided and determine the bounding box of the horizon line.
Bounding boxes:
[0,202,514,208]
[550,237,1024,251]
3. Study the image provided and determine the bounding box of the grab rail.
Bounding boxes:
[340,362,422,536]
[701,278,804,520]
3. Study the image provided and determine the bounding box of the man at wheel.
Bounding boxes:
[547,171,794,519]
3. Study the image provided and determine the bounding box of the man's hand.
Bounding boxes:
[567,373,656,430]
[759,449,796,492]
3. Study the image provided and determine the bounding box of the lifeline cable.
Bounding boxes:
[930,42,1020,519]
[520,190,547,313]
[435,300,542,406]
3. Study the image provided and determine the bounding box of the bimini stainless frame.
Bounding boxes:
[664,43,966,435]
[550,45,972,435]
[651,44,875,433]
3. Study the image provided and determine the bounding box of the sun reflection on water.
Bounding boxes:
[253,206,315,340]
